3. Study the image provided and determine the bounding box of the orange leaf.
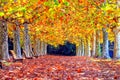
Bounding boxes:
[76,68,82,73]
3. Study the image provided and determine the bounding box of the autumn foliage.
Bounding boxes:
[0,0,117,49]
[0,0,120,79]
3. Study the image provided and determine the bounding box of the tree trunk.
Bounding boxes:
[81,39,84,56]
[35,39,41,56]
[102,28,110,58]
[85,37,91,57]
[23,22,33,58]
[0,20,10,60]
[84,39,86,56]
[40,41,43,56]
[96,30,102,57]
[113,0,120,59]
[76,45,81,56]
[44,42,47,55]
[14,23,22,59]
[76,47,79,56]
[113,27,120,58]
[91,30,96,57]
[87,38,91,57]
[40,42,47,55]
[76,39,82,56]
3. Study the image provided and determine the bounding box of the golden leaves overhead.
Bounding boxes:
[4,0,118,46]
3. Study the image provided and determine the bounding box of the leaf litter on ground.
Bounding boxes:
[0,55,120,80]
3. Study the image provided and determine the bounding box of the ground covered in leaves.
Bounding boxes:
[0,55,120,80]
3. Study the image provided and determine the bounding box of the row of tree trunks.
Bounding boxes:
[76,39,85,56]
[76,29,110,58]
[13,22,48,59]
[76,26,120,59]
[0,20,48,61]
[34,39,47,56]
[76,30,101,57]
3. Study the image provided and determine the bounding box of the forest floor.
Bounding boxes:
[0,55,120,80]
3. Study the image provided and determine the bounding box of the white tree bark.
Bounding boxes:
[76,39,82,56]
[44,43,47,55]
[96,30,102,57]
[35,39,41,56]
[23,22,33,58]
[113,27,120,58]
[40,42,47,55]
[113,0,120,58]
[0,20,10,60]
[87,38,91,57]
[85,37,91,57]
[81,39,84,56]
[91,31,96,57]
[102,28,110,58]
[76,45,81,56]
[40,41,44,55]
[14,23,22,59]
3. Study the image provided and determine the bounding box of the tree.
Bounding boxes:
[113,0,120,59]
[0,19,10,60]
[23,22,33,58]
[91,30,96,57]
[102,27,110,58]
[13,22,22,59]
[96,30,102,57]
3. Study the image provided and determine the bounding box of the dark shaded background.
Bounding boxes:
[47,41,76,56]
